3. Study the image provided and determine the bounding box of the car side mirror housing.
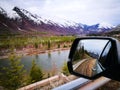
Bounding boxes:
[68,37,120,81]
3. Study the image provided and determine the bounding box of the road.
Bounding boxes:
[74,59,96,77]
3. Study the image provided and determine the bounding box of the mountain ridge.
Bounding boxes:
[0,6,115,36]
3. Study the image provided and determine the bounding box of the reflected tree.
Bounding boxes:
[73,44,85,61]
[48,52,51,58]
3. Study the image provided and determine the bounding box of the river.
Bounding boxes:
[0,50,69,73]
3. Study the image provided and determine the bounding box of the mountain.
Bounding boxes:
[0,7,21,35]
[88,24,120,37]
[102,25,120,37]
[0,6,115,36]
[98,22,115,29]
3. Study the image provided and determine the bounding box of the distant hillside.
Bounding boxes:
[0,6,115,36]
[103,25,120,37]
[88,25,120,38]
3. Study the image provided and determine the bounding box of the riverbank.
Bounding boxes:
[0,47,70,59]
[0,36,74,59]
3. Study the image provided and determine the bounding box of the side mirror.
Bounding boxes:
[68,37,120,81]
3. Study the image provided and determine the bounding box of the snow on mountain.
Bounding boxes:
[52,18,84,28]
[0,6,115,36]
[63,20,76,26]
[23,8,114,31]
[16,7,53,25]
[9,11,21,19]
[21,9,43,24]
[98,22,115,29]
[11,7,116,30]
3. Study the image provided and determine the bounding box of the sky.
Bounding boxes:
[0,0,120,26]
[79,40,109,55]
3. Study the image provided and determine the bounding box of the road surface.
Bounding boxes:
[74,59,96,77]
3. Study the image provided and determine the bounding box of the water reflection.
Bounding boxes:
[0,50,69,73]
[48,52,51,58]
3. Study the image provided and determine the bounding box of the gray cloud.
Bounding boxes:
[0,0,120,25]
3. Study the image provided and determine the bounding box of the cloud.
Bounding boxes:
[39,0,120,25]
[0,0,120,25]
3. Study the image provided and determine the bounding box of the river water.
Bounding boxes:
[0,50,69,73]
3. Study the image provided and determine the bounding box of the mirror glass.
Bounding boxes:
[72,39,111,77]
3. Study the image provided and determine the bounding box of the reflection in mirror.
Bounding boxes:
[72,39,111,77]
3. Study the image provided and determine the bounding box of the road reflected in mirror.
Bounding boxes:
[72,39,111,77]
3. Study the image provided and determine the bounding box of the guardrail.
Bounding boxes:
[18,74,110,90]
[53,77,111,90]
[18,73,77,90]
[53,77,90,90]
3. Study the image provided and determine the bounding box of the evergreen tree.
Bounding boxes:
[0,53,25,90]
[58,43,60,48]
[47,40,51,50]
[34,42,38,49]
[30,60,43,83]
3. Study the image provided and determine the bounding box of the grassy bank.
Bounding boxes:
[0,36,75,57]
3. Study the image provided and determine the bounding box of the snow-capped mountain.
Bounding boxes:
[13,7,60,26]
[13,7,47,24]
[0,6,115,36]
[98,22,115,29]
